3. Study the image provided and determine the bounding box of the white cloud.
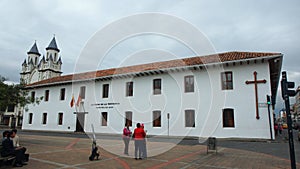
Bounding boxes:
[4,81,18,85]
[287,71,300,86]
[0,1,299,115]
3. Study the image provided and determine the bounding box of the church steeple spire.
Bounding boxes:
[46,36,60,52]
[21,36,62,85]
[27,42,41,56]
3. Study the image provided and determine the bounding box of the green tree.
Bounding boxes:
[0,76,39,113]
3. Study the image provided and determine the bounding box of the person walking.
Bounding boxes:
[279,124,283,135]
[133,123,146,160]
[122,124,132,155]
[274,123,278,136]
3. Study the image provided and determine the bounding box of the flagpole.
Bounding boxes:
[70,93,78,113]
[82,102,86,113]
[91,124,96,141]
[75,103,78,113]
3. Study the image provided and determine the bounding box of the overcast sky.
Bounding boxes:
[1,0,300,111]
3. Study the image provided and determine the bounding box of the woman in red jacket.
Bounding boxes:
[133,123,146,160]
[122,124,132,155]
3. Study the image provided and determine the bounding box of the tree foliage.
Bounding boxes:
[0,76,31,112]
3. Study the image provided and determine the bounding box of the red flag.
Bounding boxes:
[76,94,81,107]
[70,94,75,107]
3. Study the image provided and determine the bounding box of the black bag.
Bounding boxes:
[89,146,99,161]
[24,153,29,162]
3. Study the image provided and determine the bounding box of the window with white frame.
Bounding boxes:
[184,76,194,93]
[185,110,195,127]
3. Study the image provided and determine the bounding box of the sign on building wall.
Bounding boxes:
[91,102,120,109]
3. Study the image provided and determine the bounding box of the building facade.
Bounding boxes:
[0,104,23,128]
[293,86,300,120]
[21,48,283,139]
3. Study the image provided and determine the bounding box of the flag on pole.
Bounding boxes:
[91,124,96,141]
[70,94,75,107]
[76,94,82,107]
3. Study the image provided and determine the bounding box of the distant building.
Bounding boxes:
[293,86,300,120]
[21,40,283,139]
[0,104,23,128]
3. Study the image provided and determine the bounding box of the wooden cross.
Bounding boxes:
[245,71,267,120]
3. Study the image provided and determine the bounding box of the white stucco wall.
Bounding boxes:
[22,61,274,139]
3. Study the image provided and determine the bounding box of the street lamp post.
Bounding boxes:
[267,95,273,140]
[167,113,170,137]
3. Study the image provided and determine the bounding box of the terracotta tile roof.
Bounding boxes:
[26,51,282,87]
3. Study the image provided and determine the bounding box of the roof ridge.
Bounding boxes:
[26,51,282,87]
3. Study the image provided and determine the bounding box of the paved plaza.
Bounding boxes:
[1,132,299,169]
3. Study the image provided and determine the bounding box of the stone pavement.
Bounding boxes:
[2,133,300,169]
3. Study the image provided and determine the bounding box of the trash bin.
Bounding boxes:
[207,137,217,154]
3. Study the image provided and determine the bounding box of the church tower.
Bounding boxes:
[27,42,41,66]
[20,36,63,85]
[20,42,41,84]
[39,37,62,81]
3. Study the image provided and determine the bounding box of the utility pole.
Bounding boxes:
[281,71,296,169]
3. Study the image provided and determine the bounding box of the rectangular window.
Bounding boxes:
[153,111,161,127]
[102,84,109,98]
[7,105,15,112]
[42,113,47,125]
[221,72,233,90]
[184,76,194,93]
[58,113,63,125]
[126,82,133,97]
[101,112,107,126]
[45,90,49,102]
[185,110,195,127]
[80,86,86,99]
[223,108,235,127]
[31,91,35,102]
[125,111,132,127]
[28,113,33,124]
[60,88,66,100]
[153,79,162,95]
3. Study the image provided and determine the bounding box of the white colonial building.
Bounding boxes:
[21,39,283,139]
